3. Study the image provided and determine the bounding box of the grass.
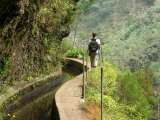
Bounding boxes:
[82,61,126,120]
[81,60,156,120]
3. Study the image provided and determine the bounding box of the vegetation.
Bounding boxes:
[65,49,87,58]
[1,0,160,119]
[0,57,11,77]
[61,39,73,55]
[82,61,156,119]
[0,74,61,120]
[61,38,87,58]
[64,0,160,119]
[68,0,160,84]
[0,0,79,86]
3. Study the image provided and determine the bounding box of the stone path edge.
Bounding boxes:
[55,58,91,120]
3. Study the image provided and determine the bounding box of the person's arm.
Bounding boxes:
[98,44,100,49]
[97,39,100,49]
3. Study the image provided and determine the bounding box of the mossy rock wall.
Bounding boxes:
[0,0,79,83]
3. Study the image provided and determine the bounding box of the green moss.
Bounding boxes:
[0,0,79,86]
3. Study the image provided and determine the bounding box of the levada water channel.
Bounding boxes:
[7,67,81,120]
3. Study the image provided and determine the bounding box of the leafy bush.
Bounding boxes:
[98,1,114,20]
[61,39,73,55]
[145,0,154,5]
[65,49,87,57]
[83,60,156,119]
[83,61,130,119]
[116,69,156,119]
[0,57,11,77]
[149,62,160,84]
[124,9,130,14]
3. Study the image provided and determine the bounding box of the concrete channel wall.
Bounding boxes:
[0,58,90,120]
[0,70,62,106]
[55,58,91,120]
[0,70,62,120]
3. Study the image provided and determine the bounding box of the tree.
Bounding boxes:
[72,0,95,49]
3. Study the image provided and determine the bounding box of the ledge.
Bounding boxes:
[55,58,91,120]
[0,70,62,112]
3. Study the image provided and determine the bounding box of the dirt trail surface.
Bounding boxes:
[55,58,91,120]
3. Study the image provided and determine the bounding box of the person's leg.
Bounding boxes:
[90,52,95,68]
[92,66,96,68]
[92,52,98,68]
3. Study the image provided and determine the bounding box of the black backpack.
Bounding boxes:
[89,39,98,52]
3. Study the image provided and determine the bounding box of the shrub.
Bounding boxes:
[83,60,156,119]
[83,61,130,120]
[65,49,87,57]
[61,39,73,55]
[124,9,130,14]
[145,0,154,5]
[149,62,160,84]
[116,69,156,119]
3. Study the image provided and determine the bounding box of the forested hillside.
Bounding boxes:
[65,1,160,119]
[68,0,160,84]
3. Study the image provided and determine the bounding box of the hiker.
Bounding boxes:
[88,32,100,68]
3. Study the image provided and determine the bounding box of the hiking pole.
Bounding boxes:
[83,53,85,99]
[101,46,103,64]
[101,68,103,120]
[86,50,88,82]
[158,96,159,120]
[99,50,101,67]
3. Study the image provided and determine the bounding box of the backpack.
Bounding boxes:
[89,39,98,52]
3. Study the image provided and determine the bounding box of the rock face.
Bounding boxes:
[0,0,79,83]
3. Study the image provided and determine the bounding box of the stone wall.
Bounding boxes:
[0,0,79,83]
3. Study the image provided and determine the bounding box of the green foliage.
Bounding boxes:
[27,76,34,81]
[0,57,11,77]
[77,0,95,14]
[0,0,79,84]
[116,69,156,119]
[71,0,115,33]
[99,1,114,19]
[134,68,157,106]
[102,44,112,60]
[84,61,130,119]
[83,59,156,119]
[145,0,154,5]
[65,49,87,57]
[71,0,159,119]
[150,62,160,84]
[72,0,160,73]
[61,39,73,55]
[124,9,130,14]
[32,20,37,37]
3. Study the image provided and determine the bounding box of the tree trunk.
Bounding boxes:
[118,59,120,69]
[143,52,145,69]
[73,15,80,49]
[143,57,145,69]
[77,38,79,50]
[137,57,140,70]
[151,46,154,62]
[159,43,160,68]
